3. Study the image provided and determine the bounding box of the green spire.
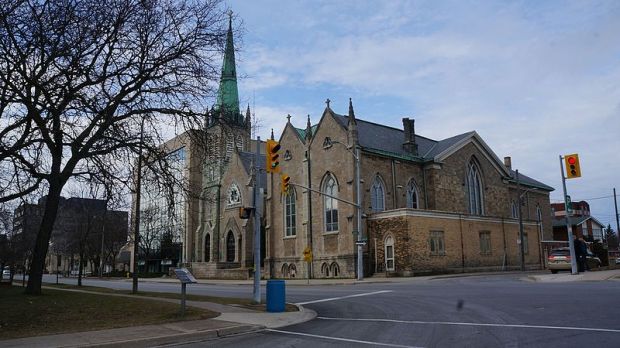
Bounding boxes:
[215,12,240,121]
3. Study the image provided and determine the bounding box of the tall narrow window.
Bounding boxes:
[204,234,211,262]
[536,205,542,222]
[285,189,297,237]
[430,231,445,255]
[479,231,491,255]
[324,175,339,232]
[467,160,484,215]
[371,176,385,212]
[385,235,395,271]
[226,231,235,262]
[511,200,518,218]
[406,179,419,209]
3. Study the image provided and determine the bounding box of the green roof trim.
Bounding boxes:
[362,147,424,162]
[215,16,240,120]
[294,125,318,141]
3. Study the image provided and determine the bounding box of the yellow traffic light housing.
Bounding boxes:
[564,154,581,179]
[266,139,281,173]
[280,174,290,194]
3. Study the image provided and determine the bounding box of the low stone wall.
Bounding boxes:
[367,209,542,276]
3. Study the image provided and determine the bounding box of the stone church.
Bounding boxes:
[266,101,554,278]
[136,15,554,279]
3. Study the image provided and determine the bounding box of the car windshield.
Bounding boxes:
[550,249,570,256]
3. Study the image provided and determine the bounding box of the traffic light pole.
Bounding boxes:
[253,136,261,304]
[559,155,578,275]
[354,145,363,281]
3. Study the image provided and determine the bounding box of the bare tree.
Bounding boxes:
[0,0,231,294]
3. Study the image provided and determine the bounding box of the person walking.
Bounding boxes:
[573,236,586,272]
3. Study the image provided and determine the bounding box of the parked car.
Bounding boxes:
[547,247,601,274]
[615,257,620,265]
[2,267,10,278]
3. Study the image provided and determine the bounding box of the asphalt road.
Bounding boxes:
[42,274,620,347]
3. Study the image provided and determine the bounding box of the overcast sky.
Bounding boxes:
[227,1,620,229]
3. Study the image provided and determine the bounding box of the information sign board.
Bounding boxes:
[174,268,197,284]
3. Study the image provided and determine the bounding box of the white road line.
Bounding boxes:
[266,329,424,348]
[317,317,620,334]
[295,290,393,305]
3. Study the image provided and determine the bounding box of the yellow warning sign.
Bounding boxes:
[303,247,312,262]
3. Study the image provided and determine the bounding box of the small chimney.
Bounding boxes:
[504,156,512,170]
[402,118,418,155]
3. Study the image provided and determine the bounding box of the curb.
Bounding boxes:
[93,324,263,348]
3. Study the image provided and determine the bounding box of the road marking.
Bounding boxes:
[317,317,620,334]
[266,329,424,348]
[295,290,393,305]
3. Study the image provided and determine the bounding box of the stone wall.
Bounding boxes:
[368,209,542,276]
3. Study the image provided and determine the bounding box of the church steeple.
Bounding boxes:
[215,11,240,122]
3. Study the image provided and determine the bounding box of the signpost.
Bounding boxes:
[174,268,197,316]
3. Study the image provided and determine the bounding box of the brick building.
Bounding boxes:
[139,13,555,279]
[266,101,554,278]
[551,201,605,242]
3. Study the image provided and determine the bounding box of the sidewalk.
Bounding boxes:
[526,268,620,283]
[1,287,316,348]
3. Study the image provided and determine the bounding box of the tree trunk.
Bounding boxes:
[25,183,63,295]
[78,250,83,287]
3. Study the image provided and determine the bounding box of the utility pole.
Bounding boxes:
[253,136,261,304]
[517,170,525,271]
[559,155,578,275]
[614,188,619,239]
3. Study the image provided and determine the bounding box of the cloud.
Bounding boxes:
[231,0,620,226]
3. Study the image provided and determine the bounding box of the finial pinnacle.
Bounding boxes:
[325,98,331,108]
[286,114,291,123]
[270,128,274,140]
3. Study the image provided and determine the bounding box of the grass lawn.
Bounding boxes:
[45,283,299,312]
[0,285,217,340]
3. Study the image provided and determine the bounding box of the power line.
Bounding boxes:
[551,194,614,202]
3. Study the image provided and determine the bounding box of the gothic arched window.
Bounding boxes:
[226,231,235,262]
[385,235,395,271]
[323,175,339,232]
[511,200,518,218]
[285,189,297,237]
[406,179,419,209]
[371,175,385,212]
[466,160,484,215]
[204,234,211,262]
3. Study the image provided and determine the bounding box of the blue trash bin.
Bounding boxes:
[266,280,285,312]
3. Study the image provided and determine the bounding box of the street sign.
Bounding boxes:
[565,195,572,215]
[303,247,312,262]
[174,268,197,284]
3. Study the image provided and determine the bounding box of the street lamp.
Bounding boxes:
[329,140,363,281]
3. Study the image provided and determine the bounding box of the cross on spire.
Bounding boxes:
[325,98,331,108]
[286,114,291,123]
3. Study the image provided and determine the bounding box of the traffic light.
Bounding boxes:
[564,154,581,179]
[280,174,290,194]
[266,139,281,173]
[239,207,253,219]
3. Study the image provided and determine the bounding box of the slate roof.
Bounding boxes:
[507,169,555,191]
[332,113,437,160]
[292,108,553,192]
[238,151,266,189]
